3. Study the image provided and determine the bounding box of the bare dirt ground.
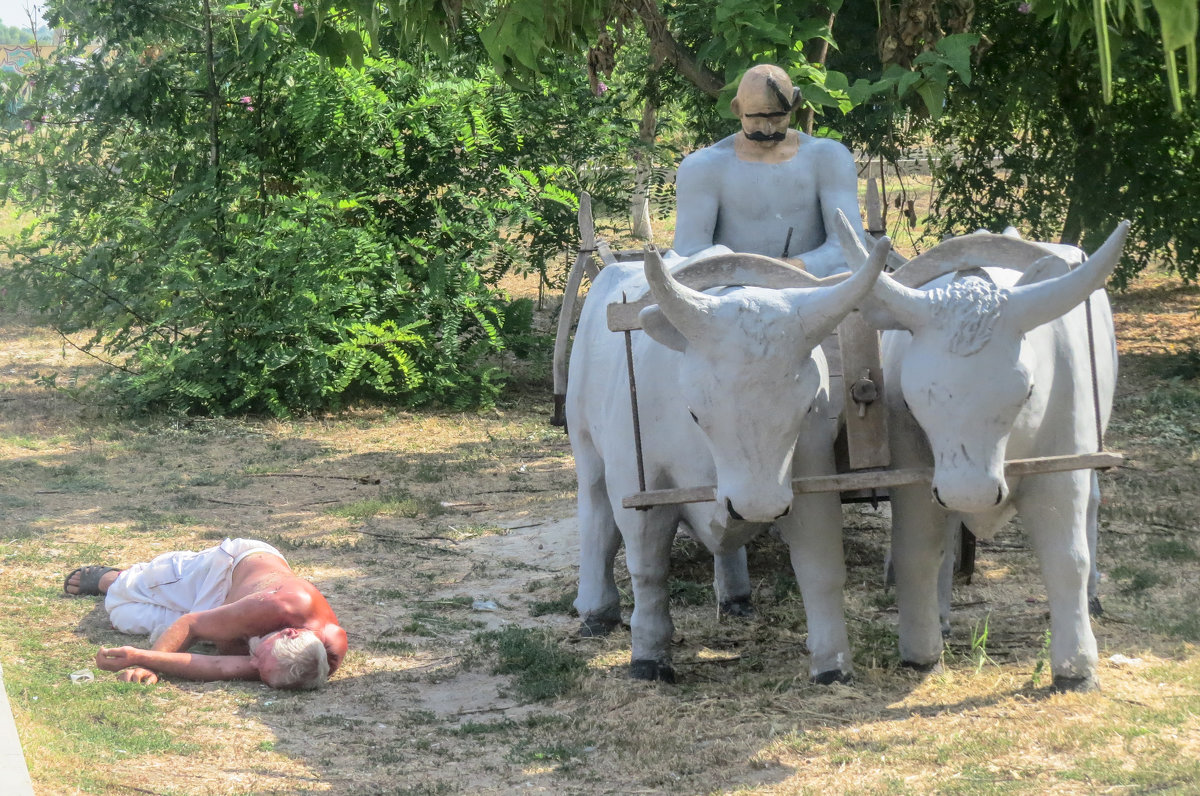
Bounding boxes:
[2,270,1199,794]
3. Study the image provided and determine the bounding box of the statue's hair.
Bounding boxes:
[250,630,330,690]
[927,277,1007,356]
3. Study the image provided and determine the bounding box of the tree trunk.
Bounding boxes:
[201,0,225,265]
[630,94,657,241]
[801,11,837,136]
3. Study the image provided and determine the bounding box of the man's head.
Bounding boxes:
[730,64,802,145]
[249,628,330,690]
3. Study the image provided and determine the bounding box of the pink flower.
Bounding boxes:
[594,80,608,96]
[293,2,303,16]
[240,96,254,111]
[1018,2,1031,12]
[23,119,34,132]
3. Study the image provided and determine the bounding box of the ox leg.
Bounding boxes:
[936,519,962,638]
[1086,471,1103,617]
[1019,470,1099,692]
[623,508,678,682]
[572,451,622,637]
[777,491,853,684]
[714,547,753,618]
[890,483,948,671]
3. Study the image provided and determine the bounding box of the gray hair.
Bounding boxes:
[250,630,330,690]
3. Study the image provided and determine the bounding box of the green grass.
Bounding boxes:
[474,626,587,701]
[325,490,446,520]
[528,590,576,618]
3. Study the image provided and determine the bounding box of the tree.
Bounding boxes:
[0,23,53,44]
[1,0,636,415]
[932,0,1200,286]
[1027,0,1199,111]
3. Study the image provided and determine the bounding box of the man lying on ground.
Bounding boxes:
[64,538,348,689]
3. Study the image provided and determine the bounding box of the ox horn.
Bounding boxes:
[831,208,872,269]
[802,228,892,340]
[643,244,722,343]
[865,268,933,333]
[1006,220,1131,333]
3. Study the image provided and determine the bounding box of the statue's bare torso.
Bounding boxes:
[672,132,863,276]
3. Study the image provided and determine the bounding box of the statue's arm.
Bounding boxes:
[796,140,866,277]
[671,152,721,257]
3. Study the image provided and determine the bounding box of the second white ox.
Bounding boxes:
[566,242,888,683]
[837,217,1129,691]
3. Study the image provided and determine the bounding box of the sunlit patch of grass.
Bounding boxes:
[326,489,446,521]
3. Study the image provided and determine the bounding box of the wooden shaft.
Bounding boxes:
[620,451,1125,510]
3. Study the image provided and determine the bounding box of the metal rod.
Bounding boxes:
[622,292,648,502]
[1084,294,1105,452]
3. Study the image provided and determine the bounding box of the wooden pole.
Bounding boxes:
[620,452,1125,510]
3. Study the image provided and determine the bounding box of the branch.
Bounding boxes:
[628,0,724,98]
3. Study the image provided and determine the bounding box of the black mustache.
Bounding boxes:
[744,130,787,142]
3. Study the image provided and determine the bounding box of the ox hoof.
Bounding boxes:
[901,659,944,674]
[811,669,852,686]
[630,659,676,683]
[1052,674,1100,693]
[719,597,755,619]
[1088,596,1104,617]
[578,610,620,638]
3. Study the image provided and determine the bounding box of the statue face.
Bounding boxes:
[737,93,791,144]
[730,66,801,162]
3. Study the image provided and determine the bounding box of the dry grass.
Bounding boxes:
[1,249,1198,794]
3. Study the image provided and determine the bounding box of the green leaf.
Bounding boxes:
[915,80,946,118]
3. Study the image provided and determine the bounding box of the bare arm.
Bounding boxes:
[795,140,866,277]
[152,589,306,653]
[99,589,306,684]
[672,151,721,257]
[97,646,260,682]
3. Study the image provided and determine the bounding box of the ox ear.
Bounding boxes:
[1007,220,1130,333]
[639,305,688,352]
[1014,254,1071,287]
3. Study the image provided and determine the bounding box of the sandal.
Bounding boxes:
[63,565,118,597]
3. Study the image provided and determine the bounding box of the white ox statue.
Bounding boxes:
[836,216,1129,691]
[566,241,889,682]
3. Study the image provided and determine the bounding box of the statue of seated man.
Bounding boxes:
[670,63,866,278]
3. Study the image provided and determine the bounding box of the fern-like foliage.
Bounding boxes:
[0,1,638,416]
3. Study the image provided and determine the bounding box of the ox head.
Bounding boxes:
[638,238,889,523]
[835,215,1130,513]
